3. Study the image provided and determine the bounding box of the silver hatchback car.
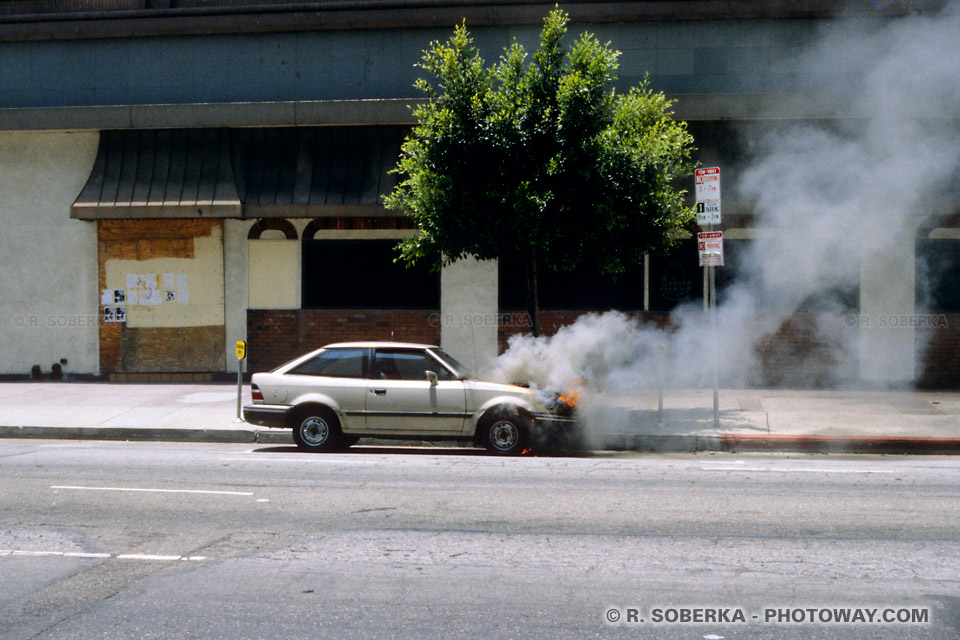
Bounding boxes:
[243,342,577,454]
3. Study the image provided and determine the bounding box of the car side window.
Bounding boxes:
[373,350,454,381]
[289,348,366,378]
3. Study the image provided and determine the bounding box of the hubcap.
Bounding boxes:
[300,416,329,446]
[489,420,519,451]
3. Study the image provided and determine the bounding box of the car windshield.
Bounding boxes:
[430,348,473,380]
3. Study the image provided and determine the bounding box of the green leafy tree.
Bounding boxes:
[385,8,696,336]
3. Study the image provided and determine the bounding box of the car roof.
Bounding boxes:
[323,341,440,350]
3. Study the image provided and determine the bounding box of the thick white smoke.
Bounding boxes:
[490,3,960,434]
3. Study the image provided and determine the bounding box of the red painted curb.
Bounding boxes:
[721,434,960,455]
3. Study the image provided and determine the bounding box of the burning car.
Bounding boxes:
[243,342,578,454]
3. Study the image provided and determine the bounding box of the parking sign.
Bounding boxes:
[695,167,721,225]
[698,231,724,267]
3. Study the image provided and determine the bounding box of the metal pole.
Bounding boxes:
[708,220,720,430]
[658,376,664,426]
[710,261,719,429]
[236,357,244,422]
[657,340,665,426]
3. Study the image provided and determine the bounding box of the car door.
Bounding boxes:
[365,348,467,435]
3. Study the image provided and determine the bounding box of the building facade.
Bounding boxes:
[0,0,956,386]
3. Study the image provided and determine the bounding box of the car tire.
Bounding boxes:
[481,415,526,455]
[291,407,342,452]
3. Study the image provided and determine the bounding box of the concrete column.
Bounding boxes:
[223,219,251,374]
[859,217,925,384]
[440,257,499,376]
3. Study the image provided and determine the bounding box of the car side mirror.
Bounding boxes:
[425,370,438,386]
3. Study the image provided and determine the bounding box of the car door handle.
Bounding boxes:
[371,388,387,395]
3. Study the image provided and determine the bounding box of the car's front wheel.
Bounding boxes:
[482,415,526,455]
[291,407,342,452]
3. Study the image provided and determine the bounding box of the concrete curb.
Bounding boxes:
[720,434,960,455]
[0,425,293,445]
[615,434,960,455]
[2,426,960,455]
[623,435,723,453]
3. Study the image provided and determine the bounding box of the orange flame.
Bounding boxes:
[557,379,585,413]
[558,389,580,407]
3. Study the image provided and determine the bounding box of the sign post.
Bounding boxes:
[695,168,722,429]
[235,340,246,422]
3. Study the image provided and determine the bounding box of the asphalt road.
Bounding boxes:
[1,440,958,639]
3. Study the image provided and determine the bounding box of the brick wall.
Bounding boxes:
[917,313,960,388]
[247,309,441,372]
[243,308,960,386]
[753,314,859,388]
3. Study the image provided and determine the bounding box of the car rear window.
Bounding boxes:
[289,348,366,378]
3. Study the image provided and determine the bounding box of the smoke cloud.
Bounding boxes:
[489,3,960,436]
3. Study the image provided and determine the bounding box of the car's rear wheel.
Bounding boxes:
[482,415,526,455]
[291,407,342,452]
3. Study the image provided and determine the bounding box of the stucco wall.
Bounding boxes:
[859,218,925,383]
[0,130,100,376]
[440,257,499,376]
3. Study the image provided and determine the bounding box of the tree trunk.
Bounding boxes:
[523,249,543,337]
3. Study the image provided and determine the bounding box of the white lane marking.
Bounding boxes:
[700,460,745,464]
[0,550,206,562]
[700,467,897,474]
[51,485,253,496]
[117,554,183,561]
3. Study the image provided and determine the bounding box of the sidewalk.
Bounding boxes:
[586,388,960,454]
[0,382,958,454]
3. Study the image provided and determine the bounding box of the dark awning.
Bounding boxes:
[71,128,241,219]
[72,126,407,219]
[233,125,405,218]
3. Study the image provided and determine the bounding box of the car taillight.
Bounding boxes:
[251,384,263,401]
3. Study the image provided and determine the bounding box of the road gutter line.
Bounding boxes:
[699,467,898,473]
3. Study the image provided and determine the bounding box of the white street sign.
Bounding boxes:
[695,167,721,225]
[695,167,720,202]
[696,201,721,225]
[698,231,724,267]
